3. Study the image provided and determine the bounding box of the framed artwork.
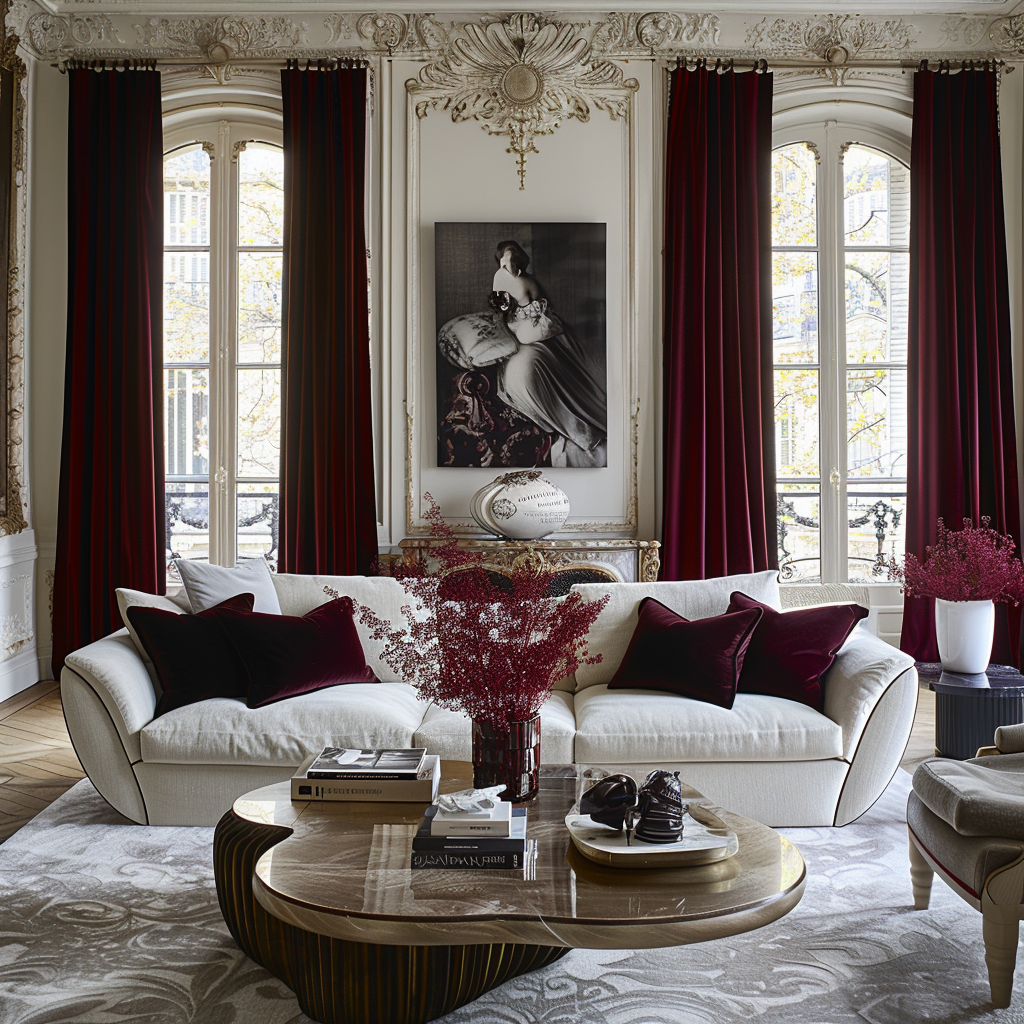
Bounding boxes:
[434,222,607,469]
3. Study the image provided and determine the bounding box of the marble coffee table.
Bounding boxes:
[213,762,805,1024]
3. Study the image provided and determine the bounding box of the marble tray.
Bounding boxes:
[565,804,739,868]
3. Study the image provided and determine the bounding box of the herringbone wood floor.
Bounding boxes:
[0,681,936,844]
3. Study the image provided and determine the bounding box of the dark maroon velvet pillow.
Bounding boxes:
[126,593,255,717]
[218,597,377,709]
[606,597,763,710]
[728,591,869,709]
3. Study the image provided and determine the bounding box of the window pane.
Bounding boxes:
[237,252,282,364]
[237,485,278,567]
[772,143,816,246]
[164,368,209,477]
[844,145,910,247]
[165,482,210,575]
[237,369,280,478]
[164,145,210,247]
[777,484,821,583]
[847,484,906,584]
[846,368,907,479]
[238,144,284,247]
[164,253,210,363]
[773,253,818,363]
[775,369,819,477]
[845,253,909,364]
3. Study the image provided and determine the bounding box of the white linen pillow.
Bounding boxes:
[115,587,193,680]
[174,558,282,615]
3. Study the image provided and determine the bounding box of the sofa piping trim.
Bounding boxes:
[831,664,916,827]
[61,666,150,825]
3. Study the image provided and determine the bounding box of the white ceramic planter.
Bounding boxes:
[934,598,996,674]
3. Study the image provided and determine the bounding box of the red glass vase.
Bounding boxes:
[471,715,541,802]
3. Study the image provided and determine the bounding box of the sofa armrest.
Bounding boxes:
[822,629,917,759]
[62,629,158,764]
[995,723,1024,754]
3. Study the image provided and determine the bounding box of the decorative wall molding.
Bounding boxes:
[135,15,307,58]
[744,15,915,62]
[994,14,1024,55]
[590,12,721,54]
[408,13,638,188]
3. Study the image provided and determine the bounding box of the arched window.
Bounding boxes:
[162,118,283,577]
[771,124,909,584]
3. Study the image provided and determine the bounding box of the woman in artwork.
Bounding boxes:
[488,240,607,468]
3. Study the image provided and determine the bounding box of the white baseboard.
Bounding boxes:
[0,645,46,702]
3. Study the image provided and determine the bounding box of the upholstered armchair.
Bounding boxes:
[908,723,1024,1008]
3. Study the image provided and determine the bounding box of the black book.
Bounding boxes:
[306,746,426,780]
[410,844,534,870]
[412,805,527,854]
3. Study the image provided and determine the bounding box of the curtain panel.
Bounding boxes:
[902,68,1022,667]
[279,65,377,576]
[661,64,776,581]
[52,66,164,677]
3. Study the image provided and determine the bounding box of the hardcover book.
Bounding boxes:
[410,840,536,871]
[413,806,527,854]
[306,746,427,780]
[430,799,513,837]
[291,754,439,803]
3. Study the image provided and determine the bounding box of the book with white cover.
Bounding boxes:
[291,754,440,803]
[306,746,426,780]
[430,799,513,837]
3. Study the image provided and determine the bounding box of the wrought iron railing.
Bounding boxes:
[165,490,279,575]
[777,493,903,583]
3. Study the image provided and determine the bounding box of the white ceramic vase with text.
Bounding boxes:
[934,598,995,674]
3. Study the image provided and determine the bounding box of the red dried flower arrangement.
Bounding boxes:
[889,517,1024,604]
[327,496,609,728]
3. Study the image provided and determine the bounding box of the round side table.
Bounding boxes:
[917,662,1024,760]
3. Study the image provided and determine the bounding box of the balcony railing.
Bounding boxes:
[165,491,279,577]
[777,492,904,583]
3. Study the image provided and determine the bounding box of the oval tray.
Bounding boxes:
[565,805,739,869]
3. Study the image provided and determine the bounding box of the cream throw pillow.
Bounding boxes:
[174,557,282,615]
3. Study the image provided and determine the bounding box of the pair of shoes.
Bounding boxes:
[580,770,687,846]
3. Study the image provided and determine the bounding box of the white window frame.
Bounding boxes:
[772,118,911,585]
[163,116,284,570]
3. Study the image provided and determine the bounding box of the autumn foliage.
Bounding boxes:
[326,497,609,728]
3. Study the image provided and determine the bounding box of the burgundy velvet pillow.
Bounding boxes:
[218,597,377,709]
[606,597,763,710]
[126,592,255,717]
[728,591,869,709]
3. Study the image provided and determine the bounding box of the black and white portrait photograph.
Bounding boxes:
[435,222,607,469]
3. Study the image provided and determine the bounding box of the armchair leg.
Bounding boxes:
[908,832,933,910]
[981,901,1020,1008]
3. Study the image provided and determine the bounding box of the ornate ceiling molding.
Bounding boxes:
[590,12,720,54]
[993,14,1024,55]
[744,15,916,63]
[408,13,638,189]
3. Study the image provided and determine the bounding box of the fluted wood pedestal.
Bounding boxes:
[214,762,805,1024]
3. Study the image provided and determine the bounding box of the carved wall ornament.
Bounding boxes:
[24,11,121,58]
[994,15,1024,57]
[745,15,915,61]
[941,16,991,48]
[134,16,308,59]
[408,13,638,189]
[591,12,720,55]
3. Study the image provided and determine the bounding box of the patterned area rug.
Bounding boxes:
[0,771,1021,1024]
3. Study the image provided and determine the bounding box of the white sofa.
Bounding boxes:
[60,569,917,828]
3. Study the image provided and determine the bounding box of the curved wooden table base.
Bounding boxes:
[214,807,567,1024]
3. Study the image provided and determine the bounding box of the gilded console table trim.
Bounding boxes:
[213,807,568,1024]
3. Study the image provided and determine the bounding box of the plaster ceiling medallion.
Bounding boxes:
[745,14,915,61]
[408,13,638,189]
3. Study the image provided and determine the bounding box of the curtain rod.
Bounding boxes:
[55,56,370,73]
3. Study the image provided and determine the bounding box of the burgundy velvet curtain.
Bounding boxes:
[902,67,1022,667]
[661,64,776,580]
[52,66,164,677]
[279,64,377,576]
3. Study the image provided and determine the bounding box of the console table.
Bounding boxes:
[917,662,1024,760]
[398,537,660,585]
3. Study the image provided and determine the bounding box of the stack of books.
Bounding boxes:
[291,746,440,803]
[411,801,531,869]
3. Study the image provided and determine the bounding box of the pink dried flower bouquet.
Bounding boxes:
[889,517,1024,604]
[326,496,609,729]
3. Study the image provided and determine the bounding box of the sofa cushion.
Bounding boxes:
[729,592,868,709]
[116,587,193,679]
[218,597,377,708]
[571,571,781,690]
[175,557,282,615]
[140,682,428,766]
[271,574,412,682]
[607,598,762,709]
[412,691,576,764]
[913,754,1024,839]
[126,593,254,716]
[573,684,843,764]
